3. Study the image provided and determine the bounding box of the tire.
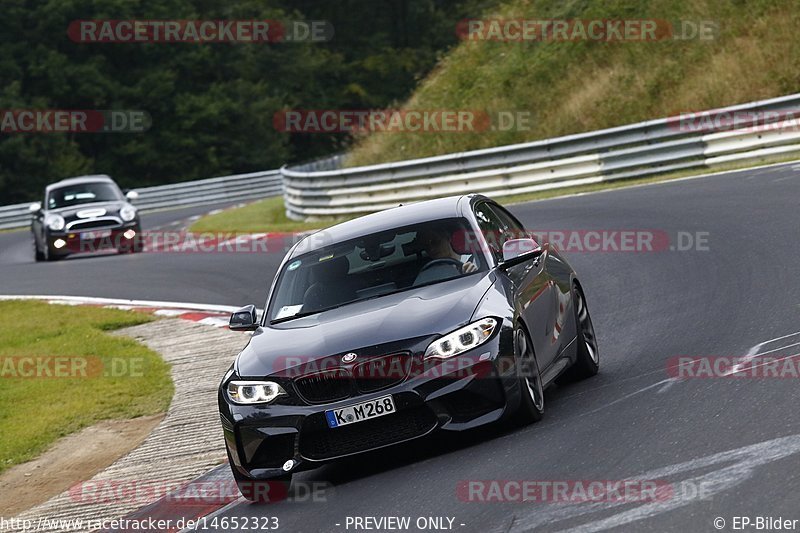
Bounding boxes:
[227,450,292,503]
[558,284,599,383]
[512,326,545,425]
[34,240,44,262]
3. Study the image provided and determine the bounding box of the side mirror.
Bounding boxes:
[229,304,259,331]
[501,238,542,266]
[28,202,42,213]
[125,190,139,201]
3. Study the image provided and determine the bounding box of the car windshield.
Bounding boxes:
[47,182,121,209]
[269,217,487,322]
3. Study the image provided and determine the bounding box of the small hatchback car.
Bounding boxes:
[30,174,142,261]
[219,194,599,500]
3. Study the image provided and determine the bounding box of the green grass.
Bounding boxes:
[189,154,800,233]
[346,0,800,166]
[0,301,173,474]
[188,195,354,234]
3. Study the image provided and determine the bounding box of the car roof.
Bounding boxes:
[45,174,116,191]
[290,194,486,256]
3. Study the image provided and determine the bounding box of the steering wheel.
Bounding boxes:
[419,258,463,273]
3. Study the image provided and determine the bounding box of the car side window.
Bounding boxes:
[473,203,507,262]
[488,204,525,238]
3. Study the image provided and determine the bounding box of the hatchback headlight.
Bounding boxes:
[120,204,137,222]
[226,380,286,405]
[44,214,65,231]
[424,317,498,360]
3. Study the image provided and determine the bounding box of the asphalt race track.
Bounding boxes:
[3,163,800,532]
[0,202,286,305]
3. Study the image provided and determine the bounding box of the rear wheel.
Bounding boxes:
[559,284,599,383]
[512,327,545,425]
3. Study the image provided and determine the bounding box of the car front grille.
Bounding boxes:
[353,353,412,393]
[292,353,413,403]
[66,217,122,231]
[298,406,437,460]
[294,369,353,404]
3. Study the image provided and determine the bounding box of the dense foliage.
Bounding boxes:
[0,0,490,203]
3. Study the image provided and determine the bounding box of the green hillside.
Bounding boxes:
[347,0,800,166]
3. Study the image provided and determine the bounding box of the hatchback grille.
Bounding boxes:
[299,406,437,460]
[294,369,352,404]
[67,218,121,231]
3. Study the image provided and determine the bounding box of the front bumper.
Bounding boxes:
[46,221,140,256]
[219,324,521,480]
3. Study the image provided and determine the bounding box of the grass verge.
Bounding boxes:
[0,301,172,474]
[188,195,354,234]
[346,0,800,166]
[188,155,800,234]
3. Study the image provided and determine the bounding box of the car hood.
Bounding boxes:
[48,201,127,220]
[236,272,496,377]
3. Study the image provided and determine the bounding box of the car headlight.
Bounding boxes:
[226,380,286,405]
[44,214,65,231]
[120,204,137,222]
[424,317,498,360]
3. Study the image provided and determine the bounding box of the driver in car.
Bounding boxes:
[418,228,478,274]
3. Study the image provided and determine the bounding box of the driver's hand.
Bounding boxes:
[462,261,477,273]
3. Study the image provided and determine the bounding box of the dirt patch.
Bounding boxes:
[0,414,164,517]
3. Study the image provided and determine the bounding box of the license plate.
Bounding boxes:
[325,395,396,428]
[81,230,111,240]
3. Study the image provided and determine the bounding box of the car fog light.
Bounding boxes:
[53,239,67,249]
[123,229,136,240]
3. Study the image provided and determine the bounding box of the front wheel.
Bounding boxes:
[512,327,545,425]
[34,239,44,262]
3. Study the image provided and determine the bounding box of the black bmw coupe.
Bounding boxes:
[219,194,599,501]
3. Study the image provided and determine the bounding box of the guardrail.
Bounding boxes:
[281,93,800,219]
[0,170,281,230]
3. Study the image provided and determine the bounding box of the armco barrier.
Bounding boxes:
[0,170,281,230]
[281,93,800,219]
